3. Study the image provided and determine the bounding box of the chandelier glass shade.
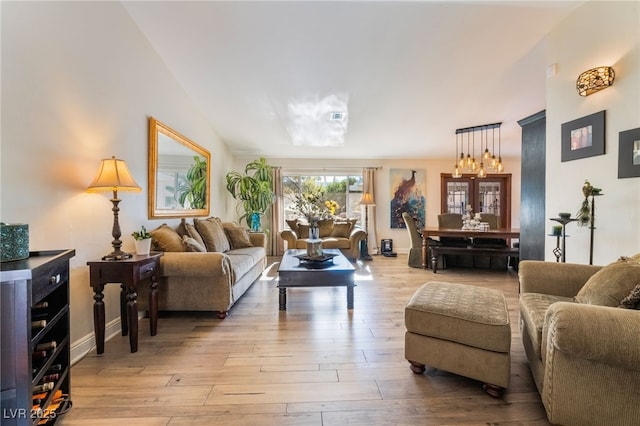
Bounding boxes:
[452,122,503,178]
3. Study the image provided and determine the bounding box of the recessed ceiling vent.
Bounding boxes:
[329,111,346,121]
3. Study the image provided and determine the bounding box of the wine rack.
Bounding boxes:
[1,249,75,425]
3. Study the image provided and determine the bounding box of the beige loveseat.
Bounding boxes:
[518,256,640,425]
[280,218,366,260]
[137,218,267,319]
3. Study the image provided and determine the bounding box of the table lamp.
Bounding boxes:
[87,156,141,260]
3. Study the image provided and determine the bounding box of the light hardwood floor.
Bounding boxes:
[61,255,550,425]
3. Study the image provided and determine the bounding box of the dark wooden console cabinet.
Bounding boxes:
[1,249,75,425]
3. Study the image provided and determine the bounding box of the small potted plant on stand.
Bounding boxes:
[131,226,152,255]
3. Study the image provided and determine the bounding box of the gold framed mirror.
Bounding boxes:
[148,117,211,219]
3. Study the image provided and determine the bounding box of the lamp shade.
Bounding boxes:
[87,156,141,192]
[360,192,375,206]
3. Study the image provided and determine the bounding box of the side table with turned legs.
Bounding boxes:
[87,252,163,354]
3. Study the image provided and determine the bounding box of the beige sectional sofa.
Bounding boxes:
[518,255,640,426]
[280,218,366,260]
[137,217,267,319]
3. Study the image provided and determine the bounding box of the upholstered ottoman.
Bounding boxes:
[404,281,511,397]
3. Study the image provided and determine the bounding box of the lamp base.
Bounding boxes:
[102,251,134,261]
[359,239,373,261]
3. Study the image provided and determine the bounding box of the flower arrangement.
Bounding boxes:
[131,226,151,240]
[292,191,339,225]
[325,200,340,216]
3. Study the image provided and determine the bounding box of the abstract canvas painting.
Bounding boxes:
[390,169,425,229]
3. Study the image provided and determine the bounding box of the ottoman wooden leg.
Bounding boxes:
[482,383,505,398]
[408,360,425,374]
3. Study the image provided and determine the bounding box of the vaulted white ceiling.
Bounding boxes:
[122,1,582,160]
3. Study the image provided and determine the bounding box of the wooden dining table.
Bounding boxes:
[421,227,520,269]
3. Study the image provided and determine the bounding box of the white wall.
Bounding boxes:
[1,2,233,349]
[545,1,640,264]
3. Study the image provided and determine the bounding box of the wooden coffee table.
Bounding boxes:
[277,249,356,310]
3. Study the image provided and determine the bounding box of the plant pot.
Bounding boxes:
[134,238,152,255]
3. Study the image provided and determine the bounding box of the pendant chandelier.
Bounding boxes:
[452,122,503,178]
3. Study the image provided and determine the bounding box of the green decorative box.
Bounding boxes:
[1,223,29,262]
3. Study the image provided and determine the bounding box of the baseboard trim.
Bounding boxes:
[70,317,122,366]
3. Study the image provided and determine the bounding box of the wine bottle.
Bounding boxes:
[32,350,47,360]
[32,382,54,393]
[31,312,48,321]
[41,373,59,383]
[31,319,47,329]
[45,364,63,373]
[32,301,49,309]
[35,341,57,352]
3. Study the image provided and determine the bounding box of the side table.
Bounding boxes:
[87,252,163,354]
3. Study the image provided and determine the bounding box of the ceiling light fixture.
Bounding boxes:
[576,66,615,96]
[452,122,503,178]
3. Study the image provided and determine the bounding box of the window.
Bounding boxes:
[282,172,363,226]
[441,173,512,228]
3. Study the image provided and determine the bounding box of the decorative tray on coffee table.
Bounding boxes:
[294,253,338,267]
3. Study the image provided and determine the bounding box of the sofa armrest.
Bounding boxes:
[349,227,366,245]
[519,260,602,297]
[280,229,299,248]
[249,232,267,248]
[159,251,231,278]
[542,302,640,368]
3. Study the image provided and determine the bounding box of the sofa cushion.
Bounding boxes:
[194,217,231,252]
[185,222,206,248]
[224,226,254,249]
[619,284,640,309]
[320,237,351,249]
[176,218,189,237]
[575,257,640,307]
[183,235,206,252]
[297,223,310,239]
[150,224,185,252]
[286,219,299,234]
[331,221,353,238]
[318,219,334,238]
[519,293,574,359]
[226,252,257,284]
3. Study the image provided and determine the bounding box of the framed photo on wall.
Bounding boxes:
[561,110,606,162]
[618,127,640,178]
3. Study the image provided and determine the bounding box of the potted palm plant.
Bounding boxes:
[225,157,274,231]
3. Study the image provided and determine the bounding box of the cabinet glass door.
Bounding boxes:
[441,174,512,228]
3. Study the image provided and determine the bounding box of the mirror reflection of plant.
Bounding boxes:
[177,156,208,209]
[225,157,274,227]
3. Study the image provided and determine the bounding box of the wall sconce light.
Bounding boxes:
[576,66,615,96]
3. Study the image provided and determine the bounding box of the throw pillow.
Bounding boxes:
[575,257,640,307]
[297,223,310,239]
[286,219,300,234]
[224,227,254,249]
[182,235,206,252]
[194,217,231,252]
[175,218,189,237]
[331,222,352,238]
[618,283,640,309]
[318,219,334,238]
[150,224,185,252]
[185,222,206,248]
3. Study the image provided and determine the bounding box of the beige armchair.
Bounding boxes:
[280,219,366,261]
[519,259,640,425]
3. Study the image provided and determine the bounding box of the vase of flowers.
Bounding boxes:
[131,226,152,255]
